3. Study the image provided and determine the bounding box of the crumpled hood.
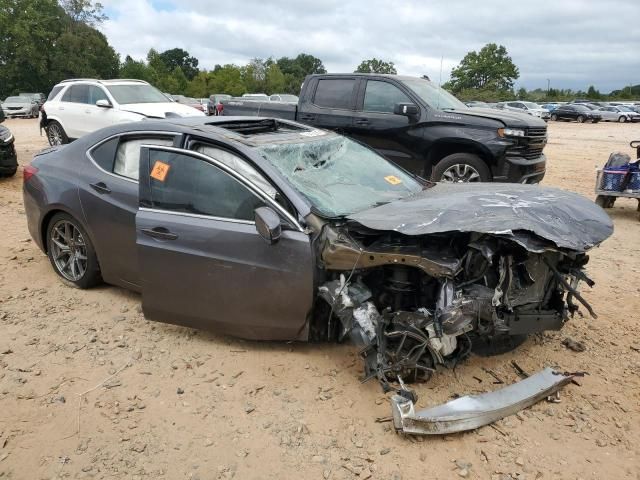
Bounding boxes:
[348,183,613,252]
[118,102,205,118]
[449,107,547,128]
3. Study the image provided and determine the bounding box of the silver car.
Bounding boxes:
[2,96,39,118]
[597,106,640,123]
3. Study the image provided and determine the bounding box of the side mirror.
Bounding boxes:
[254,206,281,245]
[393,103,419,117]
[96,99,112,108]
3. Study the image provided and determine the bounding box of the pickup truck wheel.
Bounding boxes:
[550,113,558,121]
[432,153,491,183]
[45,121,69,146]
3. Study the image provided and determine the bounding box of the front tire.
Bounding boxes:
[550,113,558,121]
[431,153,491,183]
[618,116,627,123]
[577,115,585,123]
[45,121,69,146]
[46,213,101,289]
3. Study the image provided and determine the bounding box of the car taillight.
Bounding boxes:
[23,165,38,182]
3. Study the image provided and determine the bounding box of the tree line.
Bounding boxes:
[1,1,635,102]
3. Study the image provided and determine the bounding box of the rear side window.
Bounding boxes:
[48,86,64,101]
[363,80,410,113]
[90,135,174,179]
[313,79,355,109]
[147,150,265,221]
[114,137,174,180]
[61,85,90,104]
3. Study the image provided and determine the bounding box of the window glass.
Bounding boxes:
[363,81,411,113]
[61,87,73,102]
[48,86,64,101]
[106,84,169,104]
[194,145,277,199]
[68,85,90,104]
[114,137,174,180]
[89,86,109,105]
[148,150,265,221]
[257,134,423,217]
[90,137,119,171]
[313,79,355,109]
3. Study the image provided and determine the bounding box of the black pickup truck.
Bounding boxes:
[222,74,548,183]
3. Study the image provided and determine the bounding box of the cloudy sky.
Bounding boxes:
[100,0,639,92]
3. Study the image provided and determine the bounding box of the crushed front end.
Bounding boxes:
[314,221,598,394]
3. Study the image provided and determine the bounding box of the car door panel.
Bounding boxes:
[136,209,313,340]
[136,146,314,341]
[78,166,140,289]
[350,79,424,174]
[78,134,176,289]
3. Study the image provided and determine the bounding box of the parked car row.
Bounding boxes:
[465,99,640,124]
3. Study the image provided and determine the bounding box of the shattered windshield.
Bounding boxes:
[257,135,423,217]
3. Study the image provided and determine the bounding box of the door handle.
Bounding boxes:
[299,114,316,121]
[89,182,111,194]
[141,227,178,241]
[355,119,370,126]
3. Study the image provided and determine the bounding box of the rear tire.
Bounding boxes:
[46,213,101,289]
[45,120,69,146]
[431,153,491,183]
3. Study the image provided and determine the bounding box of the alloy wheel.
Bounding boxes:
[50,220,88,281]
[47,124,63,145]
[441,164,481,183]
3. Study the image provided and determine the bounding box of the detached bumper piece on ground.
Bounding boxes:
[390,367,577,435]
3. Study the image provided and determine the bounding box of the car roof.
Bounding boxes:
[95,116,337,149]
[55,78,150,86]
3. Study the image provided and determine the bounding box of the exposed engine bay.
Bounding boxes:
[313,220,597,395]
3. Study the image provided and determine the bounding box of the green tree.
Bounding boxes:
[354,58,397,74]
[59,0,106,26]
[517,87,528,100]
[586,85,601,99]
[0,0,119,99]
[158,48,199,80]
[208,64,246,96]
[119,55,158,84]
[276,53,326,94]
[265,63,286,94]
[448,43,519,93]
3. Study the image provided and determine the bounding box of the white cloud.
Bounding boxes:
[100,0,640,91]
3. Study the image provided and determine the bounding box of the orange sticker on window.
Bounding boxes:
[150,160,170,182]
[384,175,402,185]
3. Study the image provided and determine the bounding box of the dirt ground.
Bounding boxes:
[0,118,639,480]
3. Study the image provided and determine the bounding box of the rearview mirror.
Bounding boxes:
[96,99,112,108]
[255,206,281,245]
[393,103,419,117]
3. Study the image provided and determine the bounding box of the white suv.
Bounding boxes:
[41,79,204,146]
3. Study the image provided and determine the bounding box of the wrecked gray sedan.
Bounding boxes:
[24,117,612,394]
